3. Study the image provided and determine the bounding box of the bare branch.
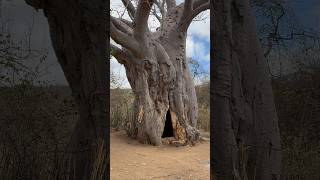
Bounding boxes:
[121,0,136,20]
[161,0,167,20]
[261,3,284,57]
[193,0,208,9]
[111,16,133,36]
[152,6,162,23]
[110,21,140,56]
[182,0,193,19]
[110,44,129,64]
[191,0,209,18]
[120,18,133,28]
[154,0,166,17]
[152,0,169,25]
[178,0,209,31]
[264,34,273,57]
[133,0,154,39]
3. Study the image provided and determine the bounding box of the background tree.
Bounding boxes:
[188,57,209,83]
[110,0,209,146]
[212,0,281,179]
[23,1,108,180]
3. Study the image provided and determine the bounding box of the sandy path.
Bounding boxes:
[110,130,210,180]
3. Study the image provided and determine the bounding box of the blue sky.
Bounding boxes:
[187,32,210,73]
[286,0,320,32]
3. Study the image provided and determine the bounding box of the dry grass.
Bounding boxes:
[281,137,320,179]
[198,105,210,132]
[0,84,77,180]
[272,72,320,179]
[110,84,210,133]
[90,138,107,180]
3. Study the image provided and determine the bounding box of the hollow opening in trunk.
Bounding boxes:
[162,110,174,138]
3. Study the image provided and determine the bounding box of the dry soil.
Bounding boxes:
[110,130,210,180]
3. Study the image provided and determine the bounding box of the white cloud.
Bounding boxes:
[186,37,195,57]
[186,10,210,63]
[186,35,210,62]
[204,53,210,62]
[188,10,210,39]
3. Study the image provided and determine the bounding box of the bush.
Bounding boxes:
[272,61,320,179]
[110,82,211,133]
[0,84,77,179]
[196,82,210,132]
[110,88,134,131]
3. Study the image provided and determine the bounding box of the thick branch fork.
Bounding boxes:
[111,0,209,64]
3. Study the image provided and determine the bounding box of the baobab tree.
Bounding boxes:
[212,0,282,179]
[111,0,209,145]
[24,1,108,180]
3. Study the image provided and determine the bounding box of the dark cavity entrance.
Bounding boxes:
[162,110,174,138]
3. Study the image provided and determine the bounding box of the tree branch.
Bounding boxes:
[182,0,193,19]
[121,0,136,20]
[133,0,154,39]
[152,6,162,23]
[192,0,209,18]
[154,0,166,18]
[110,44,129,64]
[111,16,133,36]
[178,0,209,31]
[193,0,208,9]
[120,18,133,28]
[110,21,140,56]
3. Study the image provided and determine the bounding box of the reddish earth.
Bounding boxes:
[110,130,210,180]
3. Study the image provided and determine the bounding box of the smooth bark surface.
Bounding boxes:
[25,1,108,179]
[212,0,282,179]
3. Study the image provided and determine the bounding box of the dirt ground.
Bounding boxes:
[110,130,210,180]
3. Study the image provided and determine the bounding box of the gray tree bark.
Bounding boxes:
[212,0,282,179]
[111,0,209,146]
[25,1,108,179]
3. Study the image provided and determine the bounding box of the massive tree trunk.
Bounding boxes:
[124,28,199,146]
[212,0,282,179]
[111,0,209,146]
[25,1,108,179]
